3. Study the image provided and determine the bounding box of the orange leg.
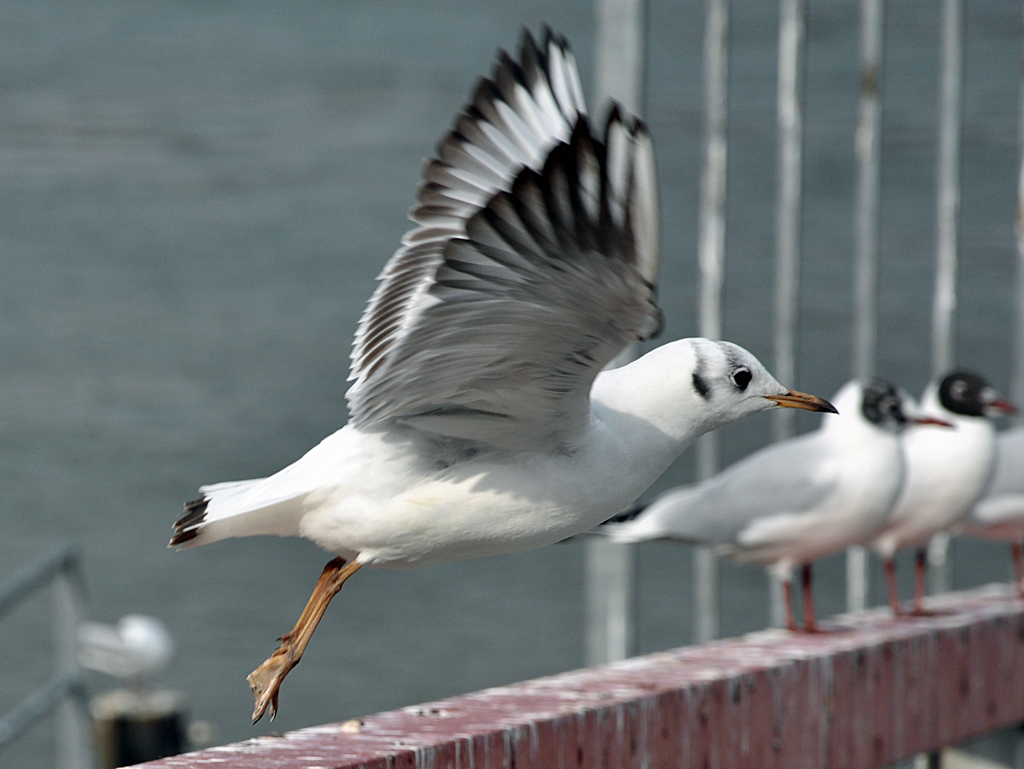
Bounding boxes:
[782,577,798,632]
[912,548,928,615]
[884,556,905,616]
[248,557,363,723]
[801,563,818,633]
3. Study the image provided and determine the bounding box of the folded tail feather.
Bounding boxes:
[170,478,308,549]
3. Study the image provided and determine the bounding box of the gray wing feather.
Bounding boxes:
[640,434,839,545]
[347,30,660,451]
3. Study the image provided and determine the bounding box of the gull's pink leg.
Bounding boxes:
[884,556,905,616]
[783,577,798,632]
[802,563,818,633]
[1012,542,1024,598]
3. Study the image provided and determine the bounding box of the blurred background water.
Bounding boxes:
[1,0,1021,766]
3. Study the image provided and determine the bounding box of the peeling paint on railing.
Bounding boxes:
[133,584,1024,769]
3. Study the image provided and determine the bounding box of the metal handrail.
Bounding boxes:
[0,543,79,618]
[0,545,94,769]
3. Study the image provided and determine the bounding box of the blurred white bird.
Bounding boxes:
[961,426,1024,596]
[78,615,175,685]
[170,28,835,722]
[872,371,1016,615]
[604,380,946,631]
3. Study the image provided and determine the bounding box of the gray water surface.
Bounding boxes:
[1,2,1021,766]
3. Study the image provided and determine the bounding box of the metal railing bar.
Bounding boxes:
[0,671,86,750]
[766,0,807,628]
[1011,0,1024,416]
[772,0,807,445]
[584,0,648,666]
[0,544,79,619]
[927,0,965,601]
[693,0,731,645]
[847,0,886,616]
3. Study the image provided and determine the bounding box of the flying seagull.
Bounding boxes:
[872,371,1016,615]
[604,379,946,632]
[171,28,835,722]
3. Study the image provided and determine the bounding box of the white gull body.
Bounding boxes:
[183,338,809,569]
[869,371,1014,614]
[961,426,1024,595]
[606,380,912,576]
[172,30,832,567]
[604,380,924,629]
[872,373,1011,559]
[169,29,835,721]
[963,426,1024,541]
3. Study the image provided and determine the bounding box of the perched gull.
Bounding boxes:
[603,380,946,632]
[170,28,835,722]
[961,426,1024,596]
[871,371,1016,615]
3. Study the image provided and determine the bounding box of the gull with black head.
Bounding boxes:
[872,371,1016,615]
[170,28,835,722]
[605,379,947,632]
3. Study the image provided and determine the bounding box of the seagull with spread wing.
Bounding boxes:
[170,28,835,722]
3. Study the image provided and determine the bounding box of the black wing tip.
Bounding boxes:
[601,502,647,526]
[169,495,209,548]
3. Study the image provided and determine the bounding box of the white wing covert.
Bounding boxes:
[347,29,661,451]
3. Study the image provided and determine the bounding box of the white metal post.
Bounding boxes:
[928,0,964,598]
[848,0,886,614]
[1012,0,1024,416]
[693,0,730,645]
[772,0,806,445]
[53,565,93,769]
[768,0,807,626]
[585,0,647,666]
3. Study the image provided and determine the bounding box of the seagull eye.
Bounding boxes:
[731,367,752,392]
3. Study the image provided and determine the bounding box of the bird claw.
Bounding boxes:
[248,646,295,723]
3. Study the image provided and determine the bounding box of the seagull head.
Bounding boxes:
[683,339,836,431]
[936,371,1017,419]
[826,378,954,434]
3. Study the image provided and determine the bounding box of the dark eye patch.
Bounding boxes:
[731,367,752,391]
[692,372,710,400]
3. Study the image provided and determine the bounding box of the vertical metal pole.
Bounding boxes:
[931,0,964,380]
[53,559,93,769]
[772,0,806,444]
[693,0,730,645]
[1014,13,1024,758]
[928,0,965,597]
[1011,0,1024,417]
[585,0,647,666]
[767,0,806,626]
[848,0,886,615]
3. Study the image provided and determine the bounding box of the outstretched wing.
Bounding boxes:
[346,29,660,451]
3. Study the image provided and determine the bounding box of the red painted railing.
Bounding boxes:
[133,584,1024,769]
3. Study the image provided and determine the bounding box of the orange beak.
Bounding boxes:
[764,389,838,414]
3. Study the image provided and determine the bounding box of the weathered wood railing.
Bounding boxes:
[134,584,1024,769]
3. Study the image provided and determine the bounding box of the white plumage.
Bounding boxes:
[871,371,1015,614]
[171,28,835,722]
[605,379,938,631]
